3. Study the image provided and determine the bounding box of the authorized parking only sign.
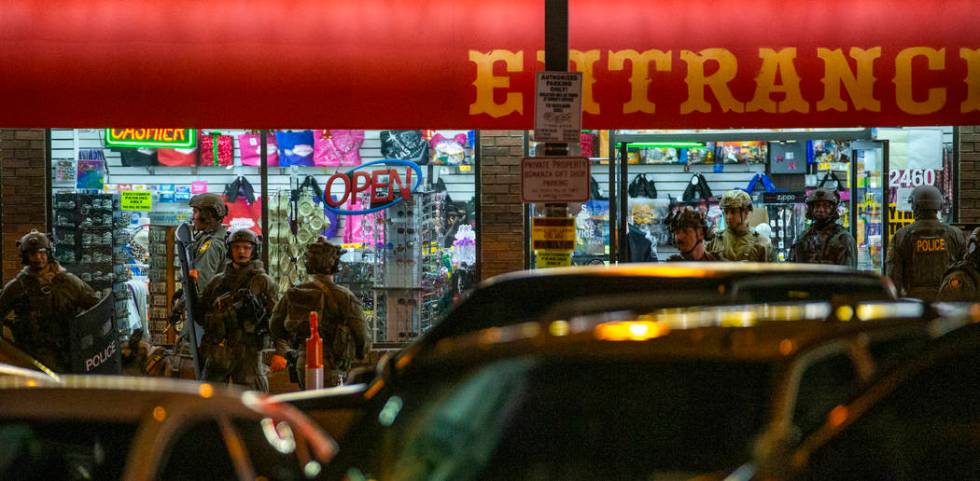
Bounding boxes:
[534,71,582,143]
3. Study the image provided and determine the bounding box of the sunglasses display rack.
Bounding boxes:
[147,225,178,346]
[268,190,307,293]
[763,201,808,263]
[52,192,132,333]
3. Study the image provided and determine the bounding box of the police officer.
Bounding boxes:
[189,193,229,290]
[198,229,278,391]
[788,188,856,266]
[707,190,776,262]
[667,208,721,262]
[270,237,368,388]
[937,228,980,301]
[885,185,965,301]
[0,230,99,372]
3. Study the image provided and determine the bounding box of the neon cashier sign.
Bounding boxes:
[105,128,197,148]
[324,160,424,215]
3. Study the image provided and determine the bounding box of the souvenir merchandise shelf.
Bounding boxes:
[147,226,177,346]
[52,191,132,336]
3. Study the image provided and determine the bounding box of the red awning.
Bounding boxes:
[2,0,980,129]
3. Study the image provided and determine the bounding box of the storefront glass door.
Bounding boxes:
[851,141,887,272]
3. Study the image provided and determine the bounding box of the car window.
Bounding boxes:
[234,418,307,481]
[158,420,238,481]
[801,348,980,481]
[792,353,858,436]
[337,358,774,481]
[0,420,138,481]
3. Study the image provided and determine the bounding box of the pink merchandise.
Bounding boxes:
[314,129,365,167]
[157,147,198,167]
[342,194,383,245]
[429,132,469,165]
[237,133,279,167]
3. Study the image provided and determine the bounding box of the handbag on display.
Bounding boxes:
[590,176,607,200]
[627,174,657,199]
[744,173,778,193]
[238,132,279,167]
[223,176,262,235]
[200,131,234,167]
[275,130,315,167]
[314,129,365,167]
[429,132,469,165]
[380,130,429,164]
[682,173,714,202]
[115,148,158,167]
[157,147,198,167]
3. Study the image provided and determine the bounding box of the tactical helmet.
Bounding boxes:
[669,208,711,239]
[719,190,753,211]
[226,228,260,260]
[189,193,228,220]
[304,236,345,275]
[805,188,841,221]
[17,230,53,265]
[910,185,943,212]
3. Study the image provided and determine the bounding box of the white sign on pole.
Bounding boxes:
[521,156,590,203]
[534,71,583,143]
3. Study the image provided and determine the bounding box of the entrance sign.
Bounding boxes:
[521,157,590,203]
[4,1,980,128]
[534,71,582,143]
[105,129,197,149]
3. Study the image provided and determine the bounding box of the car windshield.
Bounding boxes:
[336,357,774,481]
[0,420,138,481]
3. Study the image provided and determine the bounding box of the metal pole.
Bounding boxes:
[260,130,270,267]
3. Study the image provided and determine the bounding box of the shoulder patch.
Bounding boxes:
[198,239,212,254]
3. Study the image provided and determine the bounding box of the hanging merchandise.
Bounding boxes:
[590,176,607,200]
[717,141,767,164]
[157,147,198,167]
[744,173,778,193]
[580,132,598,158]
[238,132,279,167]
[429,132,469,165]
[199,131,234,167]
[223,177,263,235]
[275,130,316,167]
[815,171,851,201]
[115,147,158,167]
[314,129,365,167]
[682,173,714,202]
[77,150,107,190]
[380,130,429,164]
[627,174,657,199]
[343,192,383,246]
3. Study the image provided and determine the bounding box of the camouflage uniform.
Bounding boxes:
[198,230,278,391]
[0,231,99,372]
[667,251,721,262]
[788,189,856,266]
[885,185,965,301]
[706,190,776,262]
[270,237,368,388]
[937,228,980,302]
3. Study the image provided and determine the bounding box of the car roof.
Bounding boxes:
[0,375,253,421]
[406,310,954,373]
[0,337,60,380]
[426,263,894,344]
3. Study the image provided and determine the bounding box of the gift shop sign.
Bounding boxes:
[105,129,197,149]
[324,160,424,215]
[522,157,590,203]
[534,71,582,143]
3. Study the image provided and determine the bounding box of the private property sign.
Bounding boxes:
[521,157,590,203]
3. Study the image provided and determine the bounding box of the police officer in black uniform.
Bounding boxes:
[0,230,99,372]
[885,185,965,300]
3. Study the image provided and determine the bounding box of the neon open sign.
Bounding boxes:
[105,128,197,149]
[324,159,424,215]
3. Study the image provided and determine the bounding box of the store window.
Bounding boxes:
[48,128,479,352]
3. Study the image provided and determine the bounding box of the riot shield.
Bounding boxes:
[174,222,203,379]
[69,292,122,374]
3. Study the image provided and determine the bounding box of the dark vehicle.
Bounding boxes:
[765,319,980,481]
[311,305,963,481]
[0,336,60,384]
[0,376,336,481]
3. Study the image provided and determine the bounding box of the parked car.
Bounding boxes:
[761,319,980,481]
[303,303,964,481]
[0,376,336,481]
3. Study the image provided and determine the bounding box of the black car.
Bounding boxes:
[308,304,963,481]
[763,318,980,481]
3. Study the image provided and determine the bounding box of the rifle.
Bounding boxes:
[174,223,204,379]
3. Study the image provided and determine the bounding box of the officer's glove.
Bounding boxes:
[268,354,288,372]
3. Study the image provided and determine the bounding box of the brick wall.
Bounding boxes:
[478,131,526,280]
[0,129,48,282]
[959,126,980,225]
